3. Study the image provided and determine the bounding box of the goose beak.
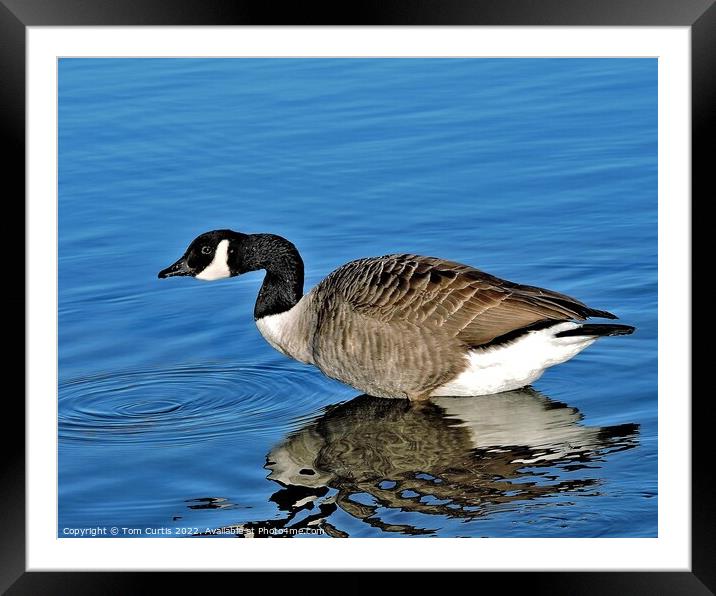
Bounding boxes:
[158,256,193,279]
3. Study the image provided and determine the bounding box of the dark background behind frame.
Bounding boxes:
[4,0,710,592]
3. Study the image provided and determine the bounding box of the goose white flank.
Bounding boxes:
[158,230,634,400]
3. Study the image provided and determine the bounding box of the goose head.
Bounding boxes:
[158,229,244,281]
[159,230,304,321]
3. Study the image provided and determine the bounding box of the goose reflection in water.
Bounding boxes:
[213,388,638,537]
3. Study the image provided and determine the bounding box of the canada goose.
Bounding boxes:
[158,230,634,399]
[205,390,638,537]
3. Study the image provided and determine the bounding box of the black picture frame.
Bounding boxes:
[6,0,709,592]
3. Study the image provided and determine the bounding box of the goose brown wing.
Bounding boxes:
[328,254,615,347]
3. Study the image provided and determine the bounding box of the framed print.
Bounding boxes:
[8,0,710,592]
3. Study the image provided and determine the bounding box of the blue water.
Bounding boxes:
[58,58,657,538]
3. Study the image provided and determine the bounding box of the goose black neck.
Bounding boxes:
[238,234,304,320]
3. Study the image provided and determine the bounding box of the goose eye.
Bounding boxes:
[201,245,212,255]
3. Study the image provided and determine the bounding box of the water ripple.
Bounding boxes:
[58,362,327,446]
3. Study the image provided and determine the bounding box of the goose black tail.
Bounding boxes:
[555,324,635,338]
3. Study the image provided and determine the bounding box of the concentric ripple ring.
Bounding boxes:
[58,362,329,447]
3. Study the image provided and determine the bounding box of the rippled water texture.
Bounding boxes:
[59,364,327,446]
[58,58,657,537]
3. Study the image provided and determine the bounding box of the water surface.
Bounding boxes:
[59,58,657,537]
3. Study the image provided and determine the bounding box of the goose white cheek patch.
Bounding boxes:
[196,239,231,281]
